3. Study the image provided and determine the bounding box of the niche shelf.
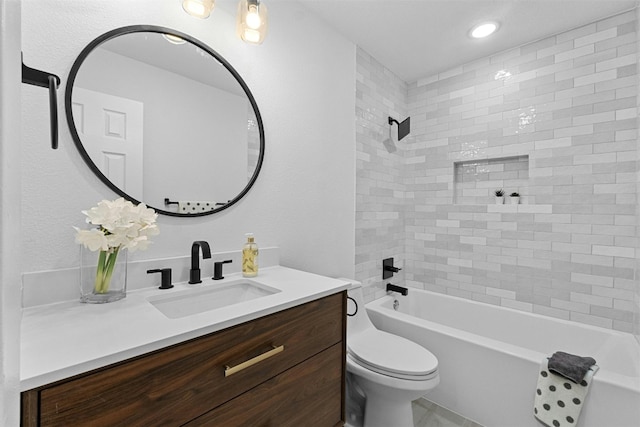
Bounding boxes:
[453,155,529,205]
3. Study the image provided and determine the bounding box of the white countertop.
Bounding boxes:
[21,266,351,391]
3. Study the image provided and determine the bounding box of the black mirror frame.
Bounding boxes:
[65,25,265,217]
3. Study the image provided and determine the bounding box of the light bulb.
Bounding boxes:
[246,5,262,29]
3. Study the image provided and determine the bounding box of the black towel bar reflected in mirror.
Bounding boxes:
[22,53,61,150]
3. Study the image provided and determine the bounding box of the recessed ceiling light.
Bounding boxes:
[470,22,499,39]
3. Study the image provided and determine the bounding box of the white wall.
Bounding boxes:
[21,0,356,279]
[1,0,22,423]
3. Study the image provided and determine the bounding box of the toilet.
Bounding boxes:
[345,283,439,427]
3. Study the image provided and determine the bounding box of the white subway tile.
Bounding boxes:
[551,298,590,314]
[436,219,460,228]
[570,312,613,329]
[554,124,594,138]
[535,214,572,223]
[592,286,634,301]
[571,253,614,267]
[594,182,636,194]
[570,292,613,307]
[487,287,516,299]
[615,107,637,120]
[448,257,473,268]
[574,27,617,48]
[574,69,617,87]
[460,236,487,245]
[571,272,614,287]
[553,242,591,254]
[595,53,637,72]
[573,152,617,164]
[615,129,637,141]
[572,111,615,126]
[592,245,635,258]
[555,44,595,62]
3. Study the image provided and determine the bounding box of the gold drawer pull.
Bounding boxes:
[224,345,284,377]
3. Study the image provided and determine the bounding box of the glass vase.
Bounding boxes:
[80,246,128,303]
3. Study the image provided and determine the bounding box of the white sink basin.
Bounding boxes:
[148,279,280,319]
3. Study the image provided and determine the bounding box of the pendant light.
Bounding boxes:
[236,0,268,44]
[182,0,215,19]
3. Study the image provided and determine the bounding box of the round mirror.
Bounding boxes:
[65,25,264,217]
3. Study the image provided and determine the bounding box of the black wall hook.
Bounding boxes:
[22,53,61,149]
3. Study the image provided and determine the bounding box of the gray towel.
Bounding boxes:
[548,351,596,383]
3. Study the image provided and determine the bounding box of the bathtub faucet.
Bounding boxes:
[386,283,408,296]
[382,257,402,279]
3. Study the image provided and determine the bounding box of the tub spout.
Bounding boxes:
[386,283,408,296]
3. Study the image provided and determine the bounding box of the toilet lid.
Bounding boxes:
[348,329,438,378]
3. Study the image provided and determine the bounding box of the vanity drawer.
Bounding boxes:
[29,292,345,427]
[185,343,344,426]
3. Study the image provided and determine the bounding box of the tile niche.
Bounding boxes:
[454,155,529,205]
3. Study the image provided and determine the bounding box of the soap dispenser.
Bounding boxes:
[242,233,259,277]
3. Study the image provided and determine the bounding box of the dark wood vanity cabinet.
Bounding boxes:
[21,292,346,427]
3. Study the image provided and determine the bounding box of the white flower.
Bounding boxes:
[74,227,109,252]
[127,236,151,252]
[134,203,158,224]
[75,198,159,252]
[139,223,160,238]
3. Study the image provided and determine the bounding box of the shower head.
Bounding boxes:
[388,116,410,141]
[382,124,397,153]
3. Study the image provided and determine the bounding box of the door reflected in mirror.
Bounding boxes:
[66,26,264,216]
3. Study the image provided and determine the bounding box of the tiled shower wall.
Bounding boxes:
[355,48,408,302]
[356,10,639,333]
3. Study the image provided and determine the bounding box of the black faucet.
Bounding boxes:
[212,259,233,280]
[189,241,211,284]
[382,257,402,279]
[147,268,173,289]
[386,283,408,296]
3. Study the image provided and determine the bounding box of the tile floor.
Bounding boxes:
[412,398,484,427]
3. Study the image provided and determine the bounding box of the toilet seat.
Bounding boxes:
[347,329,438,380]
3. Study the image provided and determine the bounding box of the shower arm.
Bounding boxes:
[387,115,411,141]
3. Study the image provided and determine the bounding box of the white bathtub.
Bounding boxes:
[366,289,640,427]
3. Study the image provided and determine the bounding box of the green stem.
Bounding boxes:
[94,248,120,294]
[94,250,107,293]
[102,247,120,293]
